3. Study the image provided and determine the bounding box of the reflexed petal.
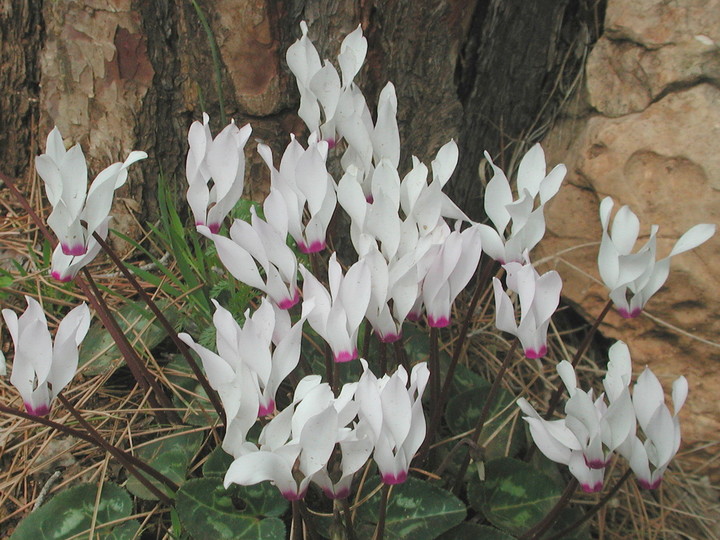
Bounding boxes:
[671,376,688,415]
[373,83,400,167]
[610,205,641,255]
[669,223,715,256]
[48,303,91,396]
[483,152,513,233]
[492,277,518,335]
[516,144,546,198]
[224,450,297,498]
[539,163,566,204]
[431,140,459,187]
[338,24,367,88]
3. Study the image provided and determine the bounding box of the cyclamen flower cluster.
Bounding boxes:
[35,128,147,281]
[598,197,715,318]
[220,359,429,500]
[518,341,687,492]
[4,17,708,514]
[2,296,90,416]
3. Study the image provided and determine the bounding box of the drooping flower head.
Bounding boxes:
[618,365,687,489]
[493,254,562,358]
[3,297,91,415]
[476,144,565,264]
[35,127,147,281]
[186,113,252,233]
[300,254,371,363]
[598,197,715,318]
[178,298,305,440]
[259,135,337,254]
[355,360,430,484]
[287,21,368,146]
[199,206,300,310]
[224,377,343,500]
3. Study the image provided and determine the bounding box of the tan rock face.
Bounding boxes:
[541,0,720,473]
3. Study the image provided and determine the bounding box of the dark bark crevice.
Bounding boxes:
[0,0,44,180]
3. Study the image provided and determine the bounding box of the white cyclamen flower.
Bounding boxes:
[356,360,430,485]
[493,255,562,358]
[301,254,371,363]
[224,378,340,500]
[200,207,300,309]
[186,113,252,233]
[287,21,367,145]
[35,127,147,281]
[3,297,90,415]
[517,354,635,494]
[619,365,688,489]
[259,135,337,254]
[179,298,304,427]
[598,197,715,318]
[475,144,565,264]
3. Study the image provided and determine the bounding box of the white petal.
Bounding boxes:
[669,223,715,256]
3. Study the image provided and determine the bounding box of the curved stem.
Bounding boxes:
[453,338,519,491]
[546,468,633,540]
[78,269,181,424]
[56,394,176,503]
[92,231,226,428]
[424,258,496,463]
[340,498,358,540]
[372,484,391,540]
[544,299,613,419]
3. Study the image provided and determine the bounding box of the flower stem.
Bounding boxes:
[544,298,613,419]
[372,484,391,540]
[340,497,358,540]
[393,337,409,372]
[291,500,302,540]
[427,257,496,461]
[56,394,177,503]
[78,269,180,424]
[92,231,226,428]
[519,477,579,539]
[546,468,633,540]
[379,340,387,375]
[0,401,179,496]
[453,338,519,491]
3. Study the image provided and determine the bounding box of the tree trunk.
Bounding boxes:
[0,0,604,227]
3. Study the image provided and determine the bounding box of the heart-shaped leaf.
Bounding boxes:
[176,478,286,539]
[11,483,132,539]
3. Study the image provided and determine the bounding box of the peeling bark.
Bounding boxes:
[1,0,603,225]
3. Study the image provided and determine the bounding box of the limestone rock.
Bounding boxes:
[540,0,720,473]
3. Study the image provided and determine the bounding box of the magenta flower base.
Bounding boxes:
[298,240,326,254]
[25,402,50,416]
[524,345,547,359]
[381,470,408,485]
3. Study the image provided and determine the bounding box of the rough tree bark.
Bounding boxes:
[0,0,603,226]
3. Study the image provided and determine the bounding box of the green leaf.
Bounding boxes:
[354,477,465,539]
[125,429,203,500]
[437,523,515,539]
[165,354,219,426]
[79,300,180,376]
[176,478,286,540]
[10,483,131,539]
[103,521,142,540]
[445,387,524,461]
[468,457,561,535]
[202,446,234,478]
